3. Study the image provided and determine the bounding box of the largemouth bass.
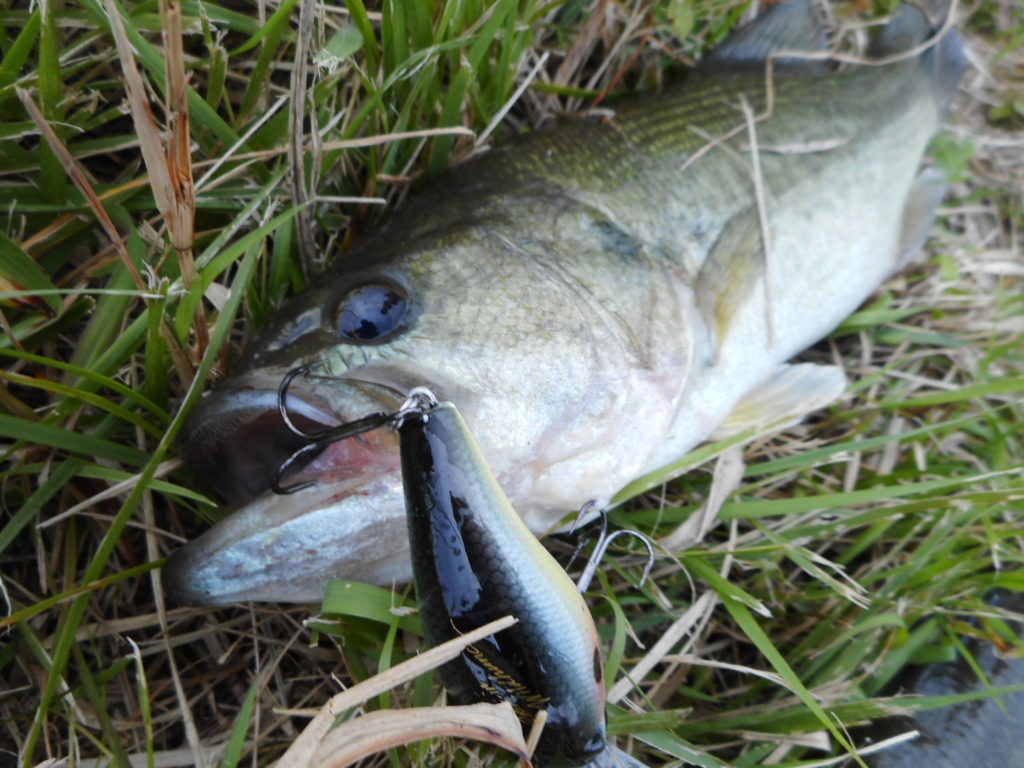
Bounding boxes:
[164,1,965,604]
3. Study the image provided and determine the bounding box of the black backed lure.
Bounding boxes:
[397,392,610,767]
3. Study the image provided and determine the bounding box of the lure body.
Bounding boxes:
[398,399,606,767]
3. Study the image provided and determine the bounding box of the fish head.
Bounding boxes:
[167,192,688,604]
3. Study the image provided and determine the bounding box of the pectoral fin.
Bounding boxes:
[712,363,847,439]
[696,209,764,362]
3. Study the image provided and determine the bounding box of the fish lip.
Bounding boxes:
[162,471,408,604]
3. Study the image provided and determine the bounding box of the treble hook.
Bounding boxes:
[565,500,608,572]
[271,364,398,494]
[271,410,397,494]
[278,363,330,440]
[271,441,328,495]
[571,502,656,593]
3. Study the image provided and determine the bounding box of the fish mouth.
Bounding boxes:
[164,370,409,604]
[176,370,404,507]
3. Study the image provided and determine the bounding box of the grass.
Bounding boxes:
[1,0,1022,766]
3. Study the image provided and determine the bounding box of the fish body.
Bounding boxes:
[398,395,606,766]
[164,1,965,604]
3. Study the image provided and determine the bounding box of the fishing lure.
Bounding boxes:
[395,389,609,766]
[273,372,646,766]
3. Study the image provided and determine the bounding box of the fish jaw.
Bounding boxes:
[165,371,411,603]
[163,474,409,603]
[176,370,406,502]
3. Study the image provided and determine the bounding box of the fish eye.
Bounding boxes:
[335,283,408,342]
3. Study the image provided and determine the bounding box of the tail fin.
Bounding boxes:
[871,4,966,110]
[702,0,828,71]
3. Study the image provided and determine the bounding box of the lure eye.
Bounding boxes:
[335,283,408,342]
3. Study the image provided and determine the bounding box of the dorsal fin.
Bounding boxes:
[703,0,827,71]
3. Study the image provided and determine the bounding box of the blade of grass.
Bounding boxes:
[0,560,162,631]
[0,8,40,96]
[0,459,80,555]
[219,677,260,768]
[19,235,259,764]
[0,369,162,438]
[0,415,147,466]
[127,639,156,768]
[237,0,297,120]
[0,230,60,314]
[717,593,867,767]
[716,470,1022,521]
[322,580,423,636]
[38,0,66,204]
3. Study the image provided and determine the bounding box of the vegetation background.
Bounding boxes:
[0,0,1021,766]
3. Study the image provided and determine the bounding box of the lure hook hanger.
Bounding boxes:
[395,387,440,425]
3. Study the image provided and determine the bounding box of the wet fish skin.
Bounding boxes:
[398,398,606,767]
[165,1,965,604]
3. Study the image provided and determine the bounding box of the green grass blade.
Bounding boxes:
[219,678,260,768]
[718,594,866,766]
[0,230,60,313]
[0,459,80,554]
[322,580,423,635]
[0,369,163,438]
[0,560,162,631]
[37,0,66,204]
[0,8,40,95]
[0,415,147,465]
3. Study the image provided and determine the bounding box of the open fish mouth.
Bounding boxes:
[164,371,408,604]
[177,370,404,505]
